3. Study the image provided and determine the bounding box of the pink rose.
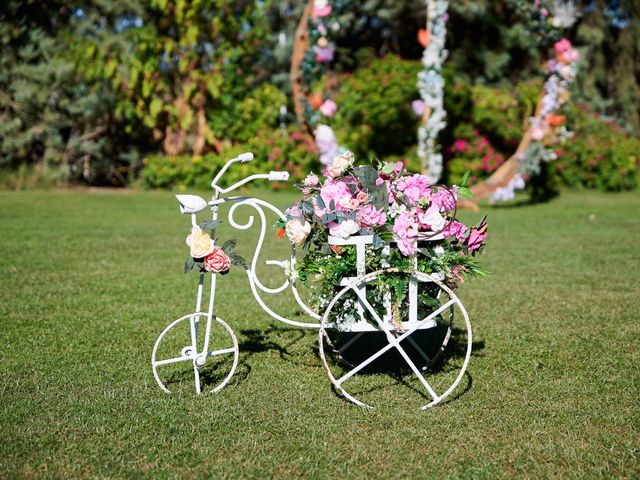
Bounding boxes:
[204,247,231,273]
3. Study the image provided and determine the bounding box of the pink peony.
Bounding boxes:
[442,220,468,243]
[320,181,350,210]
[319,99,337,117]
[204,247,231,273]
[357,204,387,228]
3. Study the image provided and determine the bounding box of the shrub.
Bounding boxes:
[140,127,319,190]
[445,125,506,185]
[331,55,421,160]
[552,105,640,191]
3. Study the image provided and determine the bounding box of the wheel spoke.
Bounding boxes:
[153,356,191,367]
[337,333,365,354]
[193,364,201,394]
[393,341,439,400]
[207,347,236,357]
[421,298,456,324]
[406,336,432,367]
[335,342,396,386]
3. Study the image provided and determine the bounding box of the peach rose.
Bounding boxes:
[186,226,214,259]
[328,151,354,178]
[285,219,312,246]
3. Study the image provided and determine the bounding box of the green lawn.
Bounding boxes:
[1,188,639,478]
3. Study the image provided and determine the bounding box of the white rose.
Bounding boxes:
[338,219,360,239]
[328,151,354,178]
[425,209,446,232]
[185,226,215,258]
[285,219,312,246]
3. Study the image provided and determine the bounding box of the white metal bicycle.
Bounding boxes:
[151,152,473,408]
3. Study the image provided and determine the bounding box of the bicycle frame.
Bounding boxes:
[183,153,321,347]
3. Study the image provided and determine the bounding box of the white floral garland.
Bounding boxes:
[417,0,449,183]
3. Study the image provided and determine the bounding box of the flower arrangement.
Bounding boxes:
[183,219,246,274]
[277,151,488,326]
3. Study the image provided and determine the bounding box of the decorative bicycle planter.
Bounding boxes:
[151,151,487,409]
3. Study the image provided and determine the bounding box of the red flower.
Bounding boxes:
[203,247,231,274]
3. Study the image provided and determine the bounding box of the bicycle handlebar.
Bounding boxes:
[211,151,290,195]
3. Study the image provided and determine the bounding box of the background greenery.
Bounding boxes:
[1,0,638,191]
[1,188,638,477]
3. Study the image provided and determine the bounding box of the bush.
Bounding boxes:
[331,55,421,160]
[552,105,640,191]
[214,83,288,144]
[445,125,506,185]
[140,127,319,190]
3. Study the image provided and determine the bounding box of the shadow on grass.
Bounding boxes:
[238,324,321,368]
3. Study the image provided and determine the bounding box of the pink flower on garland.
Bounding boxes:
[314,46,335,63]
[312,0,332,18]
[554,38,572,54]
[319,99,337,117]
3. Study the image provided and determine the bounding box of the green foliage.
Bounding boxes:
[140,127,319,190]
[220,84,288,143]
[331,55,421,160]
[552,105,640,191]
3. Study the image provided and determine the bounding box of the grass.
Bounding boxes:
[1,187,639,478]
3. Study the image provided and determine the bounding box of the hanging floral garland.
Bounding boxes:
[290,0,349,166]
[415,0,449,183]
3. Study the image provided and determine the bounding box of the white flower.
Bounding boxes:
[285,219,312,246]
[283,259,298,281]
[304,173,319,186]
[327,151,354,178]
[434,246,445,256]
[338,219,360,239]
[425,208,446,231]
